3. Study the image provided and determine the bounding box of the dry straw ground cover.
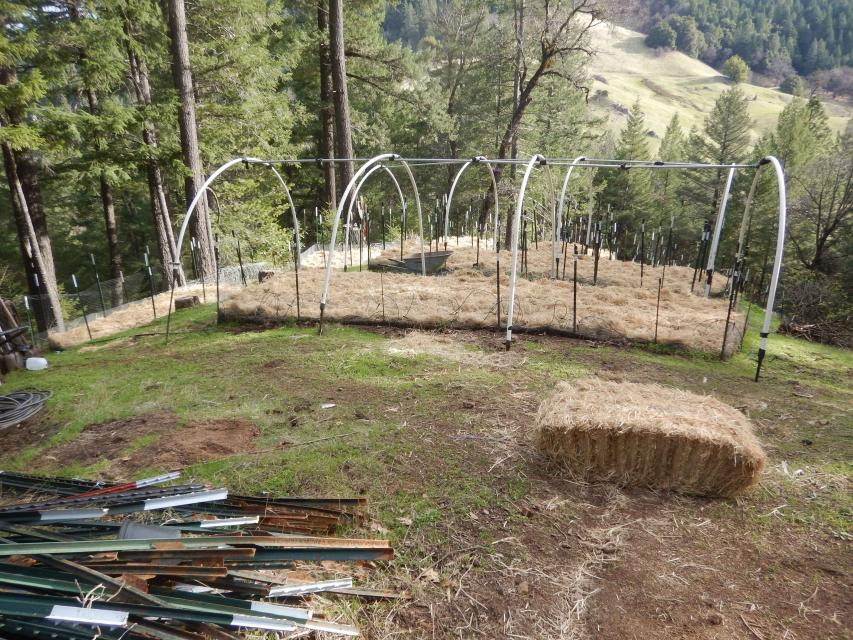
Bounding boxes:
[223,241,743,354]
[48,283,236,350]
[536,378,767,497]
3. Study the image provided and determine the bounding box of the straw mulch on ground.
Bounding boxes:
[48,284,233,350]
[223,242,743,354]
[535,379,766,497]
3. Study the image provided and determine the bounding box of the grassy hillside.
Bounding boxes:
[587,22,852,145]
[1,307,850,638]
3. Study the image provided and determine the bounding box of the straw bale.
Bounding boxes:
[535,379,766,497]
[223,242,743,354]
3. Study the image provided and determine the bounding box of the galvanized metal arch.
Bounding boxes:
[505,154,547,349]
[443,156,500,251]
[320,153,425,329]
[737,168,762,260]
[704,164,736,297]
[754,156,786,381]
[341,164,407,269]
[555,155,587,247]
[175,156,302,272]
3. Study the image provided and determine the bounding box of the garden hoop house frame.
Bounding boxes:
[175,153,787,382]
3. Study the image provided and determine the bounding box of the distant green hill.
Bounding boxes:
[586,23,852,146]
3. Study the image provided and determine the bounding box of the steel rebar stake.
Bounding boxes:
[572,248,578,334]
[214,234,221,320]
[720,261,740,360]
[654,277,662,343]
[91,254,107,318]
[292,236,300,321]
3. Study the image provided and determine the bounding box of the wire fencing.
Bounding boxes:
[14,261,271,345]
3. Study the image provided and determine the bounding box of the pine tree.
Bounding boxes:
[655,113,687,221]
[602,100,653,225]
[121,1,184,287]
[683,87,753,223]
[0,6,64,331]
[658,113,686,161]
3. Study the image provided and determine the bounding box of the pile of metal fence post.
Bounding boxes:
[0,470,396,638]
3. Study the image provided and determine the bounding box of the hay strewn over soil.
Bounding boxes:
[223,242,743,354]
[535,379,766,497]
[48,284,234,350]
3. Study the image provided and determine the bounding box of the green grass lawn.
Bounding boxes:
[2,304,850,638]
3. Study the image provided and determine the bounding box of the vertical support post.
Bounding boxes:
[72,274,92,341]
[293,235,301,321]
[639,221,645,288]
[654,277,662,343]
[572,248,578,335]
[91,254,107,318]
[165,264,178,343]
[22,295,36,347]
[593,222,601,285]
[214,234,221,320]
[506,154,543,350]
[496,240,501,332]
[721,260,739,359]
[144,253,157,320]
[233,231,247,287]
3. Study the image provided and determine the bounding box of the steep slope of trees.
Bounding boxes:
[636,0,853,87]
[0,0,849,344]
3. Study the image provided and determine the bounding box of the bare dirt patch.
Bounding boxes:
[586,512,851,639]
[2,417,58,454]
[42,412,259,477]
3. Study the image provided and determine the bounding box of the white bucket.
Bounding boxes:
[25,357,48,371]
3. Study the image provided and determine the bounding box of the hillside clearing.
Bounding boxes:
[587,22,852,142]
[1,306,849,638]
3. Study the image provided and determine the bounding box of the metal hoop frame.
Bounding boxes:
[342,164,407,269]
[319,153,426,330]
[172,154,786,381]
[175,156,302,273]
[444,156,501,251]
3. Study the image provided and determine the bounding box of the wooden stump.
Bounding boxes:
[174,296,200,310]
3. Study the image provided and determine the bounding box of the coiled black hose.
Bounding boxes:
[0,390,52,429]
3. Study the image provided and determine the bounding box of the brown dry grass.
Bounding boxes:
[223,242,742,354]
[535,378,766,497]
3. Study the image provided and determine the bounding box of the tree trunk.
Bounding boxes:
[125,28,184,287]
[317,1,337,216]
[328,0,354,202]
[1,141,64,333]
[166,0,215,276]
[84,88,125,305]
[15,150,58,297]
[0,61,62,332]
[511,0,524,181]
